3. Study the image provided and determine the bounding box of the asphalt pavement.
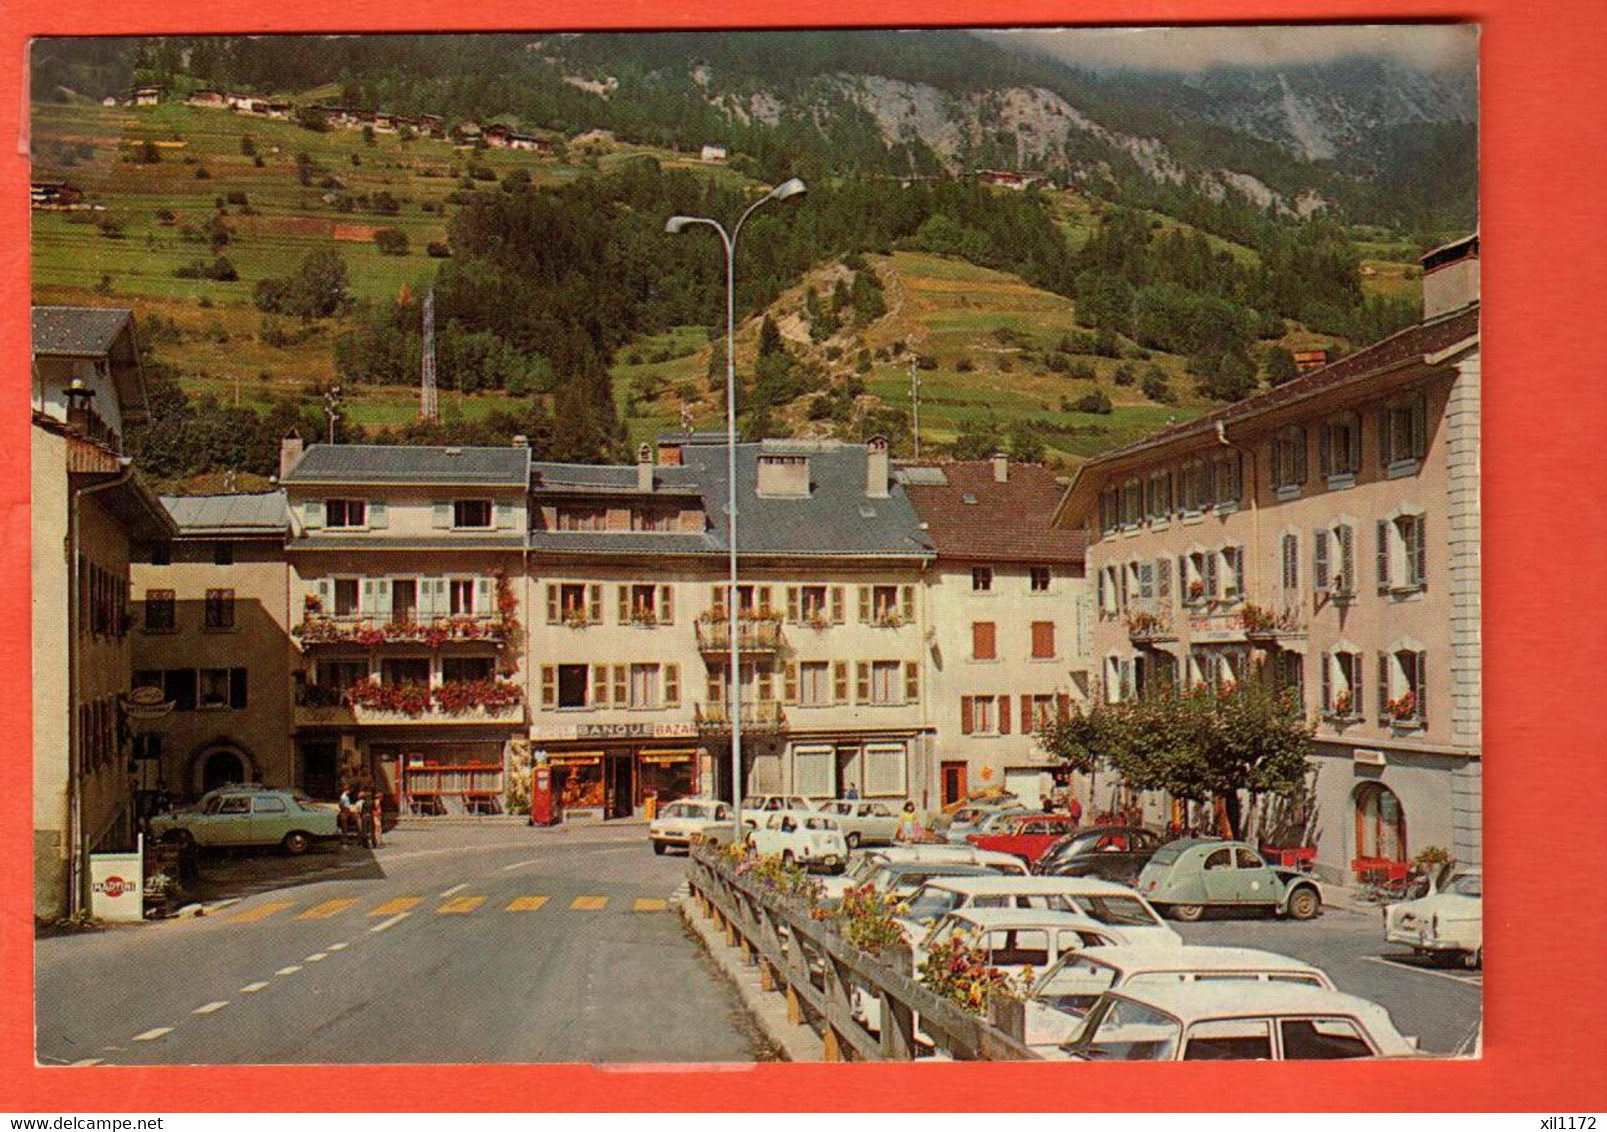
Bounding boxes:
[35,822,767,1066]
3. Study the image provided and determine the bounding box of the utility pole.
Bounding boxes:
[909,355,922,460]
[419,289,439,423]
[324,384,343,444]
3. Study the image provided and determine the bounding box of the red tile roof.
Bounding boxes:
[901,461,1086,565]
[1090,302,1480,466]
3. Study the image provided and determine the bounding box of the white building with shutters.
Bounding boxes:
[1053,235,1481,883]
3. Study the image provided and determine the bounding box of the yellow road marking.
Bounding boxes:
[570,895,608,911]
[230,901,294,923]
[437,896,485,915]
[369,897,421,916]
[505,896,549,912]
[633,898,667,913]
[296,899,356,920]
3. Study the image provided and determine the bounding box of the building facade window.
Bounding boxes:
[1270,427,1308,492]
[556,506,606,531]
[334,577,360,616]
[797,661,831,707]
[1145,471,1173,521]
[198,667,247,709]
[143,589,176,631]
[972,621,997,660]
[1213,453,1243,508]
[212,541,234,566]
[1313,523,1356,597]
[1379,648,1427,727]
[1376,513,1428,592]
[453,499,493,528]
[971,566,993,593]
[204,588,235,630]
[325,499,367,528]
[1030,565,1052,592]
[1322,650,1364,718]
[1280,533,1300,595]
[1380,392,1429,469]
[1355,782,1407,864]
[1319,411,1362,482]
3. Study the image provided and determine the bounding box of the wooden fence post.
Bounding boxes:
[878,945,917,1060]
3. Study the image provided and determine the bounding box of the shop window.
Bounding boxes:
[863,745,907,798]
[1354,782,1407,863]
[795,746,834,797]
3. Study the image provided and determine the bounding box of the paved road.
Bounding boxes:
[1175,902,1481,1055]
[36,824,766,1066]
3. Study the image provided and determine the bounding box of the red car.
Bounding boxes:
[965,814,1080,865]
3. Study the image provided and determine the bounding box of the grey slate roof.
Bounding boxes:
[294,534,528,552]
[33,306,132,357]
[530,461,702,495]
[282,444,531,486]
[528,532,716,556]
[688,442,933,559]
[161,491,288,534]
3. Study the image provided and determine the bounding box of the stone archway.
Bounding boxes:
[186,740,260,797]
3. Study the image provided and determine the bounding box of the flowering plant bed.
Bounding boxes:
[296,615,511,647]
[1238,603,1304,636]
[832,883,909,954]
[874,611,905,629]
[1384,692,1420,724]
[1124,609,1171,638]
[345,679,523,717]
[917,932,1029,1016]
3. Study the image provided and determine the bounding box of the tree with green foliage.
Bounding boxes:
[1263,345,1301,387]
[1140,364,1176,404]
[372,227,409,256]
[1006,419,1046,464]
[1073,270,1135,337]
[1071,389,1113,415]
[1191,351,1258,402]
[951,416,1003,460]
[254,247,350,319]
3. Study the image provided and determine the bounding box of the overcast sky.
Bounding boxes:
[979,25,1476,75]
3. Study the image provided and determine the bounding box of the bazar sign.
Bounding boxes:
[529,722,699,741]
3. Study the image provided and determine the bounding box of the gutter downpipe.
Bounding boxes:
[67,463,135,918]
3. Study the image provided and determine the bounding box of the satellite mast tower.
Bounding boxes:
[419,289,439,423]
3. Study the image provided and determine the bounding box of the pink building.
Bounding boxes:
[1053,235,1481,882]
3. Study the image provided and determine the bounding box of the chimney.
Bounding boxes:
[636,442,654,493]
[992,450,1009,484]
[866,436,890,499]
[657,440,683,467]
[279,430,305,479]
[1420,233,1480,320]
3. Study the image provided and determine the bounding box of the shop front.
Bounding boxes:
[782,733,921,802]
[531,722,704,820]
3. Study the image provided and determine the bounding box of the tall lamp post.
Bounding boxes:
[666,177,806,846]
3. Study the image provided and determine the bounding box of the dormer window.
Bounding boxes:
[326,499,366,528]
[453,500,493,528]
[756,454,810,498]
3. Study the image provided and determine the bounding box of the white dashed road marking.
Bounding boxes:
[370,912,410,934]
[501,858,541,871]
[192,1001,230,1015]
[305,952,328,962]
[240,982,269,994]
[132,1027,173,1042]
[439,883,467,898]
[276,965,302,976]
[327,942,349,951]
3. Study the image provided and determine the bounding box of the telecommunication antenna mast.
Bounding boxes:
[419,289,439,423]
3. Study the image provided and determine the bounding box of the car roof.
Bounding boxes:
[944,907,1110,931]
[923,875,1138,896]
[1071,945,1326,976]
[888,862,998,877]
[1104,981,1395,1023]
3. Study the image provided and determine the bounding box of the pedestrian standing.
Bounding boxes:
[845,784,860,800]
[370,789,385,848]
[895,801,924,843]
[1067,794,1083,828]
[338,782,356,843]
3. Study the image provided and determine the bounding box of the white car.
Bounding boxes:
[744,794,817,814]
[1052,982,1418,1061]
[1385,868,1483,967]
[648,798,738,854]
[746,810,847,872]
[817,800,901,848]
[821,845,1028,903]
[898,875,1182,947]
[1023,945,1337,1053]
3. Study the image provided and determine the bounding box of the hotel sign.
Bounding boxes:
[1186,614,1248,644]
[1353,748,1387,767]
[529,722,700,741]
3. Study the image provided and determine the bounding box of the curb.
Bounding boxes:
[676,890,822,1062]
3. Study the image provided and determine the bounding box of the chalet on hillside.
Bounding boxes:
[132,86,163,106]
[417,113,446,137]
[31,181,84,210]
[975,169,1046,191]
[700,144,728,163]
[483,123,512,148]
[186,89,228,108]
[507,132,550,152]
[1293,348,1333,375]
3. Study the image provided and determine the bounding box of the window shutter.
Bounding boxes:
[1378,406,1393,468]
[475,576,491,616]
[1348,419,1362,471]
[1413,515,1427,585]
[1203,553,1219,600]
[1033,621,1055,659]
[303,500,323,530]
[432,501,452,529]
[1416,653,1427,724]
[591,665,608,707]
[1314,531,1330,591]
[1292,428,1307,483]
[612,665,627,706]
[1056,692,1071,722]
[711,585,726,621]
[665,664,680,708]
[1229,453,1243,502]
[546,584,559,624]
[786,587,799,623]
[587,584,603,624]
[1156,558,1171,601]
[1338,525,1355,586]
[1118,567,1129,609]
[617,585,630,625]
[369,499,388,529]
[1377,653,1390,723]
[1270,439,1282,487]
[904,661,919,704]
[999,695,1011,734]
[960,696,974,735]
[1377,520,1392,590]
[783,662,798,704]
[1320,654,1333,711]
[758,586,773,616]
[229,667,248,709]
[1410,396,1427,459]
[1350,653,1365,716]
[495,500,514,529]
[1282,534,1297,590]
[855,662,870,704]
[659,585,675,624]
[541,666,556,707]
[1022,696,1034,734]
[375,578,391,617]
[1096,570,1107,612]
[830,586,845,624]
[901,585,915,622]
[317,578,331,609]
[858,586,871,623]
[1317,424,1332,478]
[833,661,849,705]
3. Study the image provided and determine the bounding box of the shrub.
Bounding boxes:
[95,217,124,239]
[154,208,176,226]
[193,166,211,180]
[1141,365,1176,404]
[253,155,266,168]
[225,190,249,207]
[1067,359,1097,382]
[135,140,160,164]
[372,228,409,256]
[955,356,974,373]
[239,135,256,156]
[371,191,400,215]
[1071,389,1113,415]
[916,354,938,371]
[1113,362,1137,386]
[426,241,451,258]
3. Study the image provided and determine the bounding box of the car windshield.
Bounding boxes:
[903,887,962,925]
[1443,873,1483,897]
[1062,894,1163,928]
[1063,997,1181,1061]
[845,856,886,883]
[1031,955,1121,1015]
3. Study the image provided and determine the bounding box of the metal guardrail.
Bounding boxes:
[685,847,1039,1061]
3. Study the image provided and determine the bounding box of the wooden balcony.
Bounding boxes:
[695,700,786,734]
[294,681,525,728]
[1124,609,1176,644]
[695,616,784,657]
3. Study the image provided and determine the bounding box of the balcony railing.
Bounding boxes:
[695,700,786,733]
[1237,604,1307,640]
[294,679,525,726]
[294,614,513,648]
[695,616,785,656]
[1124,608,1175,643]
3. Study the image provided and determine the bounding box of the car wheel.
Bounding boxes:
[1286,887,1321,921]
[845,832,861,850]
[1167,903,1205,922]
[162,829,194,850]
[652,840,667,856]
[282,831,311,856]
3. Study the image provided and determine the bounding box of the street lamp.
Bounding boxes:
[665,177,806,846]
